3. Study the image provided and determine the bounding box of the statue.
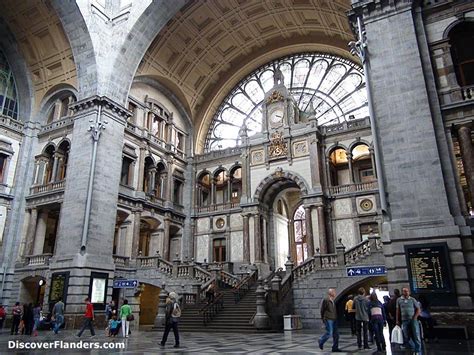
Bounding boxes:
[273,67,284,86]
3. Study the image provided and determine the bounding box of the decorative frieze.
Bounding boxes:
[292,140,308,157]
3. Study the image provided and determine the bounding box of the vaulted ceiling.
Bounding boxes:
[1,0,77,111]
[136,0,355,152]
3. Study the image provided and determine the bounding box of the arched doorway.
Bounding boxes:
[139,283,161,326]
[20,276,47,306]
[254,170,312,271]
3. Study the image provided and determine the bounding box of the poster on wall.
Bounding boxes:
[49,272,69,304]
[91,278,106,304]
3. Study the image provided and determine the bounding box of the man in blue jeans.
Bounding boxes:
[396,287,422,354]
[52,297,65,334]
[318,288,342,352]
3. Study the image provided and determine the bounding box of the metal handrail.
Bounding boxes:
[231,270,257,303]
[198,291,224,325]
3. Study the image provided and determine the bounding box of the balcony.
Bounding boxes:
[40,116,74,135]
[30,180,65,195]
[439,85,474,109]
[0,114,24,134]
[197,202,239,213]
[24,253,53,267]
[328,181,378,196]
[113,255,130,267]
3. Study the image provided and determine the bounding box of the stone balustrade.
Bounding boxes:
[112,255,130,267]
[30,180,66,195]
[462,86,474,101]
[0,114,24,133]
[321,117,370,134]
[197,202,239,213]
[40,116,74,134]
[328,180,378,196]
[25,253,53,267]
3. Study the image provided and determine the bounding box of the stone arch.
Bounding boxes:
[442,18,474,40]
[0,17,34,120]
[348,139,372,153]
[325,143,348,157]
[197,169,211,180]
[50,0,98,100]
[253,169,310,204]
[108,0,188,104]
[42,142,57,154]
[212,166,228,177]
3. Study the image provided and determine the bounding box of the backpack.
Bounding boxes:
[171,302,181,318]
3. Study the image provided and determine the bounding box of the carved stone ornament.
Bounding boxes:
[268,131,288,158]
[251,150,264,165]
[266,91,284,104]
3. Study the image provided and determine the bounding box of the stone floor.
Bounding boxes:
[0,327,472,354]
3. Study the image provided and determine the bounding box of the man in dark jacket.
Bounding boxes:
[353,287,370,350]
[318,288,342,352]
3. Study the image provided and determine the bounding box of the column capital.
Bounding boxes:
[70,95,132,121]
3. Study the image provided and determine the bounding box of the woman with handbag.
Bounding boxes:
[120,299,133,338]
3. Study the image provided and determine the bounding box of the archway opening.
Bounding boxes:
[139,284,161,327]
[20,276,47,306]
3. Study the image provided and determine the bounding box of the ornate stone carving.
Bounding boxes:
[293,140,308,157]
[268,131,288,158]
[266,91,284,104]
[251,150,264,165]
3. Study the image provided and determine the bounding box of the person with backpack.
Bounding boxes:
[10,302,22,335]
[120,299,133,338]
[368,292,386,352]
[160,291,181,348]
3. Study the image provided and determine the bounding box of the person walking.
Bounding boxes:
[387,288,400,339]
[160,292,181,348]
[368,292,386,352]
[32,303,42,336]
[0,305,6,331]
[10,302,22,335]
[206,281,216,304]
[318,288,342,352]
[120,299,133,338]
[396,287,422,354]
[105,300,115,323]
[77,297,95,338]
[52,297,65,334]
[353,287,370,350]
[344,294,356,336]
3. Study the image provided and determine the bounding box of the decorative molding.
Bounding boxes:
[267,131,288,159]
[250,149,265,166]
[266,91,284,104]
[70,96,131,120]
[292,140,308,157]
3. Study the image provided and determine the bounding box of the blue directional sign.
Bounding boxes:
[346,266,386,277]
[113,279,138,289]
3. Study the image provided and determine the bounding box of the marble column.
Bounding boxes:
[50,154,60,183]
[346,152,354,184]
[369,147,377,179]
[211,178,216,205]
[325,156,332,186]
[317,205,327,254]
[458,124,474,209]
[137,147,146,191]
[304,206,314,257]
[150,167,157,195]
[24,208,38,256]
[33,210,48,255]
[163,218,171,261]
[227,175,232,203]
[131,210,141,258]
[242,214,250,263]
[254,213,263,263]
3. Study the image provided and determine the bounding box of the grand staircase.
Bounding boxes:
[179,286,257,333]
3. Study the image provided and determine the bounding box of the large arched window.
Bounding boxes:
[206,53,367,151]
[0,51,18,119]
[449,22,474,87]
[293,205,307,265]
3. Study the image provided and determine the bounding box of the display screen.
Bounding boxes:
[405,243,453,293]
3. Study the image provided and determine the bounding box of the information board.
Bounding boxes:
[405,243,453,293]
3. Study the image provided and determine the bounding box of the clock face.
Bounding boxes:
[269,108,284,126]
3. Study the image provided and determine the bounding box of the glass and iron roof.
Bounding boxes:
[205,53,368,152]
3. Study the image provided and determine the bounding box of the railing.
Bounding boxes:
[199,291,224,325]
[137,256,173,276]
[197,202,239,213]
[232,270,257,303]
[194,266,212,283]
[207,261,234,273]
[321,117,370,134]
[113,255,130,267]
[40,116,74,133]
[24,253,53,266]
[177,265,190,278]
[194,146,242,162]
[30,180,66,195]
[220,270,240,288]
[328,181,378,196]
[0,114,24,133]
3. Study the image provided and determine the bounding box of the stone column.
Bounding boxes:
[33,161,40,185]
[346,151,354,184]
[458,124,474,209]
[317,205,327,254]
[211,178,216,205]
[325,156,332,186]
[254,213,262,263]
[163,217,171,261]
[131,210,141,258]
[149,167,157,195]
[369,147,377,179]
[304,206,314,257]
[50,154,60,183]
[137,147,146,191]
[33,210,48,255]
[309,134,322,191]
[242,214,250,263]
[24,208,38,256]
[226,174,232,203]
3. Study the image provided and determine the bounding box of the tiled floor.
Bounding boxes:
[0,327,473,354]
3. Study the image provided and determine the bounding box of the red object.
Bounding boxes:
[85,302,94,318]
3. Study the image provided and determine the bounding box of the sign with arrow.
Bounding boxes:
[113,279,139,289]
[346,266,386,277]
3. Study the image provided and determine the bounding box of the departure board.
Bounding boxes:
[405,243,453,293]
